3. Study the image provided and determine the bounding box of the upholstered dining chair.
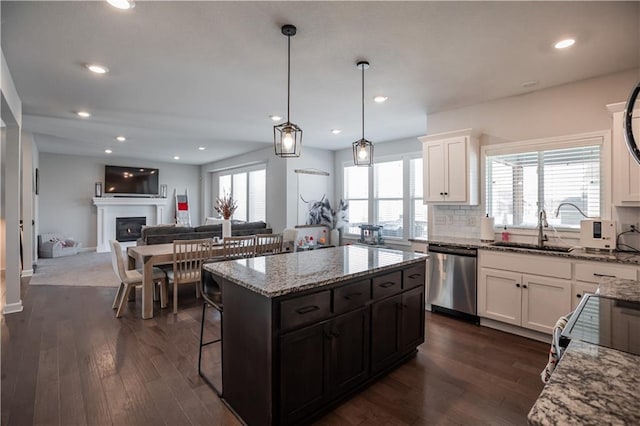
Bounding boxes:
[255,233,284,256]
[222,235,257,259]
[167,238,211,314]
[109,240,168,318]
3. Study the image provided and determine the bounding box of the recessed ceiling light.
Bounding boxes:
[373,95,388,103]
[106,0,135,10]
[77,111,91,118]
[554,38,575,49]
[105,149,113,154]
[270,115,282,121]
[198,146,206,151]
[522,80,539,88]
[331,129,342,134]
[173,156,180,160]
[116,136,126,142]
[85,63,109,74]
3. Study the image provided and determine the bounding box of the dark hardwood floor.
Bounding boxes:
[2,280,548,425]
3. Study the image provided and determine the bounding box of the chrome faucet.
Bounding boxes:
[538,209,549,248]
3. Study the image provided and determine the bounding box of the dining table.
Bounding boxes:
[127,241,224,319]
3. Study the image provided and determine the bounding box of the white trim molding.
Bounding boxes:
[3,300,24,315]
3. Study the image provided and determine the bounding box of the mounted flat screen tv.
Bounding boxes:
[104,165,159,196]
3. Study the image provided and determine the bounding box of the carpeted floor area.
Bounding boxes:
[30,251,120,287]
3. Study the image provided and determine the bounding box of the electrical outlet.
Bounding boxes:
[447,215,454,225]
[435,216,446,225]
[467,216,478,227]
[622,223,637,232]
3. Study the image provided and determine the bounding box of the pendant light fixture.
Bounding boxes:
[274,24,303,158]
[353,61,373,166]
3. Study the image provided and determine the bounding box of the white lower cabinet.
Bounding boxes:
[478,267,571,334]
[571,282,599,311]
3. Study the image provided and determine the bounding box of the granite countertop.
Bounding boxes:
[528,277,640,425]
[527,340,640,426]
[203,245,427,298]
[409,237,640,265]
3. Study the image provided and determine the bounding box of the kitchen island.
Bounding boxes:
[203,245,427,425]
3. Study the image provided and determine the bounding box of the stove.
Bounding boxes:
[562,294,640,356]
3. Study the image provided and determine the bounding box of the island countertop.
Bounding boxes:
[203,245,428,298]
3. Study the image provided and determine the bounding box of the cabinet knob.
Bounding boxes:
[444,192,448,196]
[577,293,582,298]
[439,192,444,196]
[523,284,528,289]
[516,283,520,288]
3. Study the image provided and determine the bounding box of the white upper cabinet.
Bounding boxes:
[419,129,479,205]
[608,102,640,205]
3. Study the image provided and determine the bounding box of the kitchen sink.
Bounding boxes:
[490,241,574,253]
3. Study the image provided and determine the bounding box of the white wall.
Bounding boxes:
[38,152,201,250]
[20,131,35,275]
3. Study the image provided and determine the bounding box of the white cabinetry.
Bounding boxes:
[572,261,638,310]
[419,129,479,205]
[607,102,640,205]
[478,250,572,334]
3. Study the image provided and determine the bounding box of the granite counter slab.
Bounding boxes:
[597,278,640,302]
[203,245,427,298]
[527,340,640,426]
[409,237,640,265]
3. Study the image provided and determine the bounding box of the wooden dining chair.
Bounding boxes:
[255,233,284,256]
[109,240,168,318]
[223,235,257,259]
[167,238,211,314]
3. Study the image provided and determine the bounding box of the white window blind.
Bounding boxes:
[410,158,428,238]
[374,160,403,238]
[216,165,266,222]
[486,145,601,228]
[344,166,369,234]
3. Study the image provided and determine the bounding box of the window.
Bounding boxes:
[486,144,601,229]
[216,166,266,222]
[343,155,427,240]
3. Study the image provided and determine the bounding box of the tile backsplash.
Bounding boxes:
[430,205,483,239]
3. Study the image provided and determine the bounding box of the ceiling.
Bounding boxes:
[2,1,639,165]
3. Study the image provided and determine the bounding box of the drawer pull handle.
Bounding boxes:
[296,305,320,315]
[593,273,616,278]
[408,273,422,279]
[344,292,362,300]
[577,293,582,298]
[379,281,396,288]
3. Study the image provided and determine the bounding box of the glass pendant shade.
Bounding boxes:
[353,61,374,166]
[353,139,373,166]
[274,122,302,157]
[274,24,302,158]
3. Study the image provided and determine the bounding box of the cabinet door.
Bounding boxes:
[571,282,599,311]
[611,303,640,354]
[371,294,402,372]
[329,307,370,395]
[444,137,467,202]
[280,322,328,423]
[400,286,425,352]
[521,275,571,334]
[478,268,522,326]
[423,142,445,202]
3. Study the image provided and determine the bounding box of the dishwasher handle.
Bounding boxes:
[427,244,477,257]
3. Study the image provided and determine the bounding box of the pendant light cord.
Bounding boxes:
[361,64,365,140]
[287,34,291,122]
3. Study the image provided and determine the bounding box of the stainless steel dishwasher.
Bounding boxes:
[427,243,477,320]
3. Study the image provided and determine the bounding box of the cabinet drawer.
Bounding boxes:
[280,291,331,332]
[403,263,426,290]
[372,271,402,300]
[575,262,637,283]
[333,280,371,315]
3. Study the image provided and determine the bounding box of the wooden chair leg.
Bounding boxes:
[112,282,125,309]
[196,281,201,299]
[116,284,133,318]
[159,279,167,309]
[173,281,179,314]
[153,284,160,302]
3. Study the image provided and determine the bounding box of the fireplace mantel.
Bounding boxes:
[93,197,170,252]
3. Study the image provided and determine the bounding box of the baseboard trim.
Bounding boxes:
[479,318,551,343]
[3,301,24,315]
[21,269,34,277]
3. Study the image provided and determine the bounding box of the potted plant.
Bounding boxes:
[214,193,238,238]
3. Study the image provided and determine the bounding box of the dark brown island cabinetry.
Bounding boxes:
[205,246,427,425]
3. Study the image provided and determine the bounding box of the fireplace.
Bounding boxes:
[115,217,146,242]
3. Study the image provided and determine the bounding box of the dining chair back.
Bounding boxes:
[256,233,284,256]
[223,235,257,259]
[109,240,168,317]
[169,238,211,314]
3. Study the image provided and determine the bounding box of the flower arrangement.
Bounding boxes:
[214,193,238,220]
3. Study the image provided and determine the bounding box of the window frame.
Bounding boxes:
[213,163,267,222]
[481,131,611,231]
[342,152,427,242]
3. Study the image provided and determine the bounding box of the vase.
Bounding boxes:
[330,229,340,247]
[222,219,232,239]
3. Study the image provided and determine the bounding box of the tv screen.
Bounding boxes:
[104,165,159,196]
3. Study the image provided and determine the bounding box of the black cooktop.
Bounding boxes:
[562,294,640,356]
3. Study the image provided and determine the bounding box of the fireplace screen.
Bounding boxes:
[115,217,146,242]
